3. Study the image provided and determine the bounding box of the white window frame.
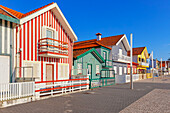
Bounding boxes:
[114,66,117,74]
[124,67,127,74]
[96,65,100,74]
[77,63,82,74]
[119,66,122,75]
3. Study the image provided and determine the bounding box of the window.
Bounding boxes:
[128,68,130,74]
[96,65,100,74]
[114,66,117,74]
[119,49,122,55]
[119,67,122,75]
[103,51,107,60]
[124,67,127,74]
[46,29,53,38]
[139,58,141,62]
[58,63,69,80]
[77,63,82,74]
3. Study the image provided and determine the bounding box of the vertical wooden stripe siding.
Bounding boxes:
[16,10,73,81]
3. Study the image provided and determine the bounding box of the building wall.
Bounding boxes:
[111,41,128,76]
[112,41,127,56]
[0,19,14,83]
[15,10,73,81]
[0,19,13,55]
[73,52,102,79]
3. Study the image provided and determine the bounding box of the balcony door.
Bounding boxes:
[119,49,122,56]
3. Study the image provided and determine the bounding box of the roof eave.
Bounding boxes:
[19,3,77,41]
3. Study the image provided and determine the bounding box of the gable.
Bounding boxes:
[0,3,77,41]
[74,48,105,63]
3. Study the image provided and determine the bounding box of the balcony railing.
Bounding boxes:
[113,54,131,63]
[102,60,112,68]
[38,38,68,58]
[139,62,149,67]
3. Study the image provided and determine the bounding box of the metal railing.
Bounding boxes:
[38,38,68,55]
[0,82,35,101]
[113,54,131,62]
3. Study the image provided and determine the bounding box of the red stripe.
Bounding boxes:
[52,11,53,28]
[35,83,89,92]
[47,11,48,26]
[31,19,33,61]
[41,57,43,81]
[54,12,55,29]
[44,12,46,25]
[27,21,29,60]
[23,23,26,60]
[35,17,37,61]
[35,78,89,84]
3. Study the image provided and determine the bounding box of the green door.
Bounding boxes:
[87,64,92,79]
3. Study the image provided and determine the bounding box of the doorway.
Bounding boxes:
[46,64,54,85]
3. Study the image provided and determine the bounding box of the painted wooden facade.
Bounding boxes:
[128,47,149,79]
[0,9,19,83]
[0,3,77,82]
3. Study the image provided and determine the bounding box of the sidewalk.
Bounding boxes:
[0,75,170,113]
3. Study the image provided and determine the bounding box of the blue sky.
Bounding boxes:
[1,0,170,60]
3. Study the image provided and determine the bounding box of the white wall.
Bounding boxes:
[0,55,10,83]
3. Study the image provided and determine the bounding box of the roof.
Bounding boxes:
[73,48,105,63]
[128,62,139,65]
[74,34,124,47]
[0,2,77,41]
[73,48,91,58]
[74,34,129,50]
[73,41,112,50]
[0,2,54,19]
[127,47,146,56]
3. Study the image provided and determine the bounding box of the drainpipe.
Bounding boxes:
[14,24,22,81]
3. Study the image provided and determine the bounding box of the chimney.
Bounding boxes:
[96,33,102,41]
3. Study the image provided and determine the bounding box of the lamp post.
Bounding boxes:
[130,33,133,89]
[161,58,162,77]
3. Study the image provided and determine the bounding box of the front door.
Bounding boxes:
[46,64,54,85]
[87,64,92,79]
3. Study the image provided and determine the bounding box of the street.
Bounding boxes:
[1,75,170,113]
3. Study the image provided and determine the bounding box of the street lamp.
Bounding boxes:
[130,33,133,89]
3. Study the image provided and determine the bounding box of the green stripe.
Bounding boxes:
[0,14,19,24]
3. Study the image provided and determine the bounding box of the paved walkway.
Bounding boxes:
[0,75,170,113]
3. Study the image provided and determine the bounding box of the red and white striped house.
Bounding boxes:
[0,2,77,82]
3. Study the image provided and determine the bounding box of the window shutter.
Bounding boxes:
[41,26,46,38]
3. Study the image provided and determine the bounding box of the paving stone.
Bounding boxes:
[0,75,170,113]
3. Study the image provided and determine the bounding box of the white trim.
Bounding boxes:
[116,34,130,51]
[33,18,35,61]
[19,3,77,41]
[7,21,10,54]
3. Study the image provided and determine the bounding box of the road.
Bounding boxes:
[0,75,170,113]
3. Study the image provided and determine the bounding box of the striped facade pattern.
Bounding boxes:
[0,19,13,55]
[16,10,73,81]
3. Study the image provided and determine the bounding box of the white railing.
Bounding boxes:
[139,62,149,66]
[113,54,131,63]
[0,82,35,101]
[35,78,89,97]
[39,38,68,55]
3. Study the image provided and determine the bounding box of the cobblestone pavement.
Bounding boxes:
[0,75,170,113]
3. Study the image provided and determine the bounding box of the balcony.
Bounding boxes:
[139,62,149,67]
[38,38,68,58]
[113,54,130,63]
[102,60,112,68]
